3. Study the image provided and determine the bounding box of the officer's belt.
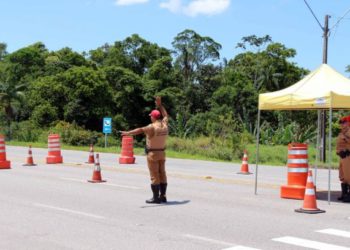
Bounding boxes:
[147,148,165,152]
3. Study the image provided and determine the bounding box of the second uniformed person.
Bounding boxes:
[121,96,169,204]
[336,115,350,202]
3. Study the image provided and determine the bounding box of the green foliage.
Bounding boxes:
[0,31,329,148]
[95,135,119,147]
[167,136,244,161]
[31,102,58,127]
[5,42,47,83]
[0,43,7,61]
[172,29,222,82]
[91,34,171,75]
[169,113,192,138]
[10,121,42,142]
[39,121,101,146]
[259,121,317,145]
[104,66,148,127]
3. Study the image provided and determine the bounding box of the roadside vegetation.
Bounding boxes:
[0,31,349,168]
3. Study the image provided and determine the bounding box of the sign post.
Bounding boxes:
[103,117,112,148]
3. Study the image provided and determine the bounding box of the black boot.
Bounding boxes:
[160,183,167,203]
[338,183,347,201]
[343,184,350,203]
[146,184,161,204]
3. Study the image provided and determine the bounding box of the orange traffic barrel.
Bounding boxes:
[0,135,11,169]
[281,143,309,199]
[119,136,135,164]
[46,134,63,164]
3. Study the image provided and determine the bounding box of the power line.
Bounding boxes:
[330,6,350,30]
[303,0,324,31]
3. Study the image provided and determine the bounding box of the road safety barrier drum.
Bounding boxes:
[0,135,11,169]
[280,143,309,199]
[119,136,135,164]
[46,134,63,164]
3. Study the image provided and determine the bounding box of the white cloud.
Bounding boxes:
[115,0,149,6]
[160,0,182,13]
[160,0,230,17]
[184,0,230,17]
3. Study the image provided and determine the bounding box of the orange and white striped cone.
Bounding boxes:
[237,150,252,174]
[85,144,95,164]
[0,134,11,169]
[23,145,37,166]
[295,170,325,214]
[88,154,106,183]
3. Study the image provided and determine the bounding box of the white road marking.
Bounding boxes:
[272,236,350,250]
[33,203,105,219]
[102,183,141,190]
[61,177,86,183]
[222,246,261,250]
[317,229,350,238]
[184,234,234,247]
[60,177,140,189]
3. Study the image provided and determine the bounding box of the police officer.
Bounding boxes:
[336,115,350,202]
[121,96,169,204]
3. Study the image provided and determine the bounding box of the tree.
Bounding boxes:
[0,78,25,137]
[236,35,272,51]
[28,66,112,130]
[211,69,257,132]
[44,47,88,75]
[172,29,222,83]
[5,42,47,84]
[230,35,305,92]
[90,35,171,75]
[190,64,222,112]
[103,66,148,130]
[0,43,7,61]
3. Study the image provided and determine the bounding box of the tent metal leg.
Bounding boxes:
[255,110,261,195]
[315,110,321,187]
[328,108,332,204]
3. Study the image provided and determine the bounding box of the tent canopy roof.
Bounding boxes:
[259,64,350,110]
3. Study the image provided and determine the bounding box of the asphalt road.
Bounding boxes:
[0,145,349,250]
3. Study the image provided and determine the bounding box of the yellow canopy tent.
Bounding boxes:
[255,64,350,203]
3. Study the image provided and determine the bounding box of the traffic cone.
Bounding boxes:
[88,154,106,183]
[0,134,11,169]
[85,144,95,164]
[23,145,36,166]
[295,170,325,214]
[237,150,252,174]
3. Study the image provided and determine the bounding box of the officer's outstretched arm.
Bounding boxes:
[121,128,143,136]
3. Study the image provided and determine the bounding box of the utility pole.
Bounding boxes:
[319,15,330,162]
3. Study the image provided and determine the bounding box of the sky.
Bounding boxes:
[1,0,350,75]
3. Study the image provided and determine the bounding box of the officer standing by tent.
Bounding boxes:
[121,96,169,204]
[336,115,350,202]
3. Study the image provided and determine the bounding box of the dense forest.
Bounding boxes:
[1,29,349,151]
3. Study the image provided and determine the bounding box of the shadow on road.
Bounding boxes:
[316,190,345,203]
[140,200,190,208]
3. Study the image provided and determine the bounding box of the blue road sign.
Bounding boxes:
[103,117,112,134]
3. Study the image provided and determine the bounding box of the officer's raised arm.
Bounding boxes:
[155,96,168,121]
